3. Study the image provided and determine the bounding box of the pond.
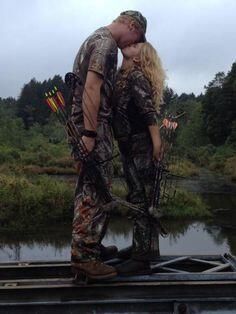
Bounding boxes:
[0,215,235,262]
[0,170,236,262]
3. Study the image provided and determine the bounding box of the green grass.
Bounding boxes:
[224,156,236,181]
[162,188,211,218]
[0,174,73,231]
[195,144,236,180]
[169,159,200,177]
[0,175,211,232]
[111,181,211,219]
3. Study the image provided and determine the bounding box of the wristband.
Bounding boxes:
[82,129,97,138]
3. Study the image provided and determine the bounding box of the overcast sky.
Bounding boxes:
[0,0,236,99]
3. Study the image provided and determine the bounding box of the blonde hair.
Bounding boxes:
[113,15,141,33]
[139,42,166,110]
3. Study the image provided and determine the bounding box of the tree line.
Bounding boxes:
[0,61,235,168]
[162,62,236,165]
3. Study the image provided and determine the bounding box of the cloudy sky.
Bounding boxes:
[1,0,235,98]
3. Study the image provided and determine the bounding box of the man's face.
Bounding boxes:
[118,28,142,49]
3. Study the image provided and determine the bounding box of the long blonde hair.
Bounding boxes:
[139,42,166,110]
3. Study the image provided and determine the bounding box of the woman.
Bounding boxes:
[112,42,165,275]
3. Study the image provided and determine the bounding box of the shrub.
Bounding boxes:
[169,159,199,177]
[162,188,211,218]
[0,146,21,164]
[0,174,73,231]
[224,156,236,181]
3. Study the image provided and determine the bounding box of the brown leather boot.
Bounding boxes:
[71,260,117,280]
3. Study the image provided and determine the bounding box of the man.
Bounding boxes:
[70,10,147,280]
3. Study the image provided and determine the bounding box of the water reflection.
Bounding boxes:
[0,216,235,262]
[175,168,236,195]
[0,226,71,262]
[161,221,230,255]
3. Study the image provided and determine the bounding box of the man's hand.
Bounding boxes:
[81,135,96,153]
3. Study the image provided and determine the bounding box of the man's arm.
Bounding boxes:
[83,70,103,131]
[82,70,103,152]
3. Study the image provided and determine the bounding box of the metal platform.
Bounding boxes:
[0,254,236,313]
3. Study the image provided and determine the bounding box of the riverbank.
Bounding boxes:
[0,172,211,232]
[0,154,200,177]
[2,162,236,232]
[189,144,236,182]
[0,174,73,231]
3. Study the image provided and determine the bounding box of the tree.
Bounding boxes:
[175,101,208,157]
[17,75,69,128]
[205,72,225,89]
[202,63,236,146]
[162,86,178,113]
[0,97,17,117]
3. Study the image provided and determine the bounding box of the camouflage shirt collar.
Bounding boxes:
[118,64,142,77]
[95,27,117,46]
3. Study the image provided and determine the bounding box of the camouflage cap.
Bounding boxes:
[120,10,147,42]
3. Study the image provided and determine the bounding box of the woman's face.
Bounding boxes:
[121,42,143,59]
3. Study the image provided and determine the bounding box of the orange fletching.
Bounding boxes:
[48,97,58,112]
[56,91,65,107]
[45,98,56,112]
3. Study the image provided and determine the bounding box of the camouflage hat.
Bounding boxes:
[120,10,147,42]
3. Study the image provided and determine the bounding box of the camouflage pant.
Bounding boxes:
[71,122,113,262]
[119,132,156,261]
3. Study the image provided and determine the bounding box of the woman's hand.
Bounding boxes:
[153,140,163,162]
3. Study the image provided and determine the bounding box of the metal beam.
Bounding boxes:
[202,263,231,273]
[151,256,190,271]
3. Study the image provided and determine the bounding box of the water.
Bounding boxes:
[0,172,236,313]
[0,170,236,262]
[0,169,236,262]
[0,217,235,262]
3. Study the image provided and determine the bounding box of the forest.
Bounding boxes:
[0,62,235,230]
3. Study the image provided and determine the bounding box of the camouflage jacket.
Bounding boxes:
[71,27,118,128]
[112,66,159,140]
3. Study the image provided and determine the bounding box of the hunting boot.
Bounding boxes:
[72,260,117,280]
[117,245,133,260]
[115,258,151,276]
[100,244,118,261]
